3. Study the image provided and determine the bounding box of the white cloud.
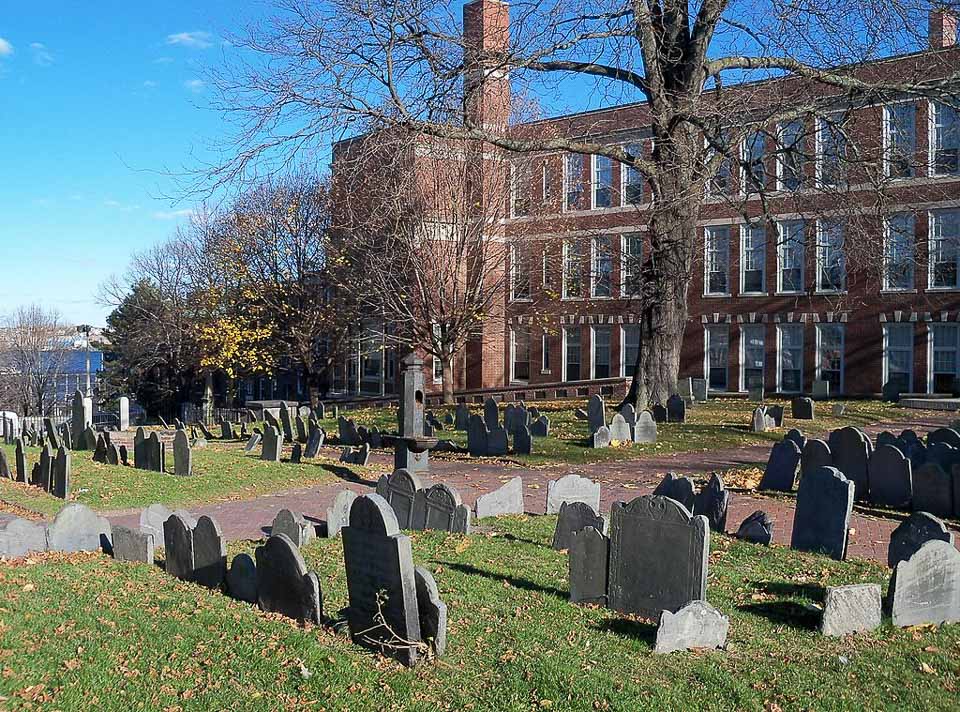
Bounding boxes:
[29,42,53,66]
[0,37,13,57]
[166,31,212,49]
[152,208,194,220]
[143,80,157,88]
[183,78,205,93]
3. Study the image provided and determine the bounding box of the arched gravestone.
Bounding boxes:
[412,483,471,534]
[163,512,195,581]
[414,567,448,657]
[454,403,470,431]
[271,509,314,548]
[255,533,323,625]
[591,426,612,449]
[467,414,489,456]
[784,428,806,452]
[767,404,785,428]
[652,472,696,512]
[758,440,802,492]
[552,501,604,551]
[375,468,424,529]
[888,540,960,628]
[791,397,814,420]
[341,494,422,667]
[607,495,709,617]
[569,526,609,605]
[146,432,165,473]
[868,444,912,508]
[801,439,832,480]
[790,466,854,561]
[912,463,954,518]
[888,511,955,569]
[924,442,960,474]
[876,431,902,449]
[192,516,227,589]
[608,413,632,443]
[736,510,773,545]
[261,425,283,462]
[830,427,871,501]
[46,503,111,553]
[227,553,258,603]
[587,394,607,434]
[634,410,657,443]
[666,394,686,423]
[483,397,499,430]
[928,427,960,449]
[546,474,601,515]
[693,473,729,532]
[326,489,358,538]
[173,429,192,477]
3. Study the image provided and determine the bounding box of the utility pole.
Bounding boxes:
[77,324,92,397]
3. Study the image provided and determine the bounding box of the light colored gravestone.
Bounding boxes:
[112,526,154,564]
[587,394,607,434]
[304,427,325,458]
[751,407,768,433]
[791,466,854,560]
[552,501,604,551]
[454,403,470,430]
[414,566,448,657]
[693,473,729,532]
[244,433,262,453]
[820,584,882,636]
[801,439,832,480]
[569,526,609,605]
[736,510,773,545]
[47,503,111,552]
[193,516,227,589]
[227,553,258,603]
[326,490,358,538]
[654,601,728,654]
[0,518,48,557]
[341,494,422,667]
[831,427,871,501]
[278,401,294,442]
[530,415,550,438]
[889,540,960,627]
[791,397,815,420]
[483,397,499,430]
[139,503,173,543]
[652,472,696,512]
[608,496,709,617]
[691,378,709,403]
[119,396,130,431]
[888,512,955,569]
[666,394,686,423]
[546,473,601,515]
[513,425,533,455]
[272,509,315,548]
[255,534,323,625]
[634,411,657,443]
[868,444,912,508]
[608,413,632,443]
[832,403,846,417]
[912,463,954,518]
[52,446,71,499]
[173,430,192,477]
[413,483,471,534]
[163,512,195,581]
[375,468,424,529]
[475,477,524,519]
[758,440,802,492]
[591,425,612,449]
[261,425,282,462]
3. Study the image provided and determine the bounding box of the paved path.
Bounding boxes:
[105,411,960,566]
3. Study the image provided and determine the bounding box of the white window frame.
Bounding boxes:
[591,235,614,298]
[776,119,805,191]
[883,323,913,394]
[928,323,960,394]
[816,113,847,188]
[776,220,805,295]
[562,326,581,382]
[930,100,960,178]
[510,327,530,384]
[704,324,730,392]
[621,142,645,206]
[541,332,551,374]
[777,323,804,394]
[741,130,766,194]
[883,213,915,292]
[704,225,731,296]
[562,240,583,299]
[592,154,614,210]
[740,324,766,392]
[563,153,583,212]
[621,233,643,298]
[740,223,767,295]
[815,218,846,294]
[928,208,960,291]
[591,325,612,380]
[883,101,918,179]
[815,323,845,395]
[620,324,640,378]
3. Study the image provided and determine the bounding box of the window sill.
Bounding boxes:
[703,293,732,298]
[926,287,960,293]
[774,291,805,297]
[813,290,847,296]
[738,292,768,298]
[880,288,918,295]
[509,298,534,303]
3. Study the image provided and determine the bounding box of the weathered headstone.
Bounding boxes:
[569,526,609,605]
[193,515,227,589]
[552,501,604,551]
[608,413,632,443]
[295,415,308,443]
[375,468,424,529]
[106,443,120,466]
[227,553,258,603]
[454,403,470,430]
[888,540,960,627]
[255,534,323,624]
[51,446,70,499]
[819,584,882,636]
[888,511,955,569]
[139,503,173,543]
[590,425,612,449]
[326,489,358,538]
[812,379,830,400]
[14,439,26,482]
[736,510,773,545]
[928,427,960,449]
[70,390,87,448]
[272,509,316,548]
[35,444,52,491]
[244,433,262,453]
[831,427,871,501]
[513,425,533,455]
[633,410,658,443]
[530,415,550,438]
[546,473,601,515]
[173,429,192,477]
[338,416,362,446]
[414,566,447,657]
[483,397,499,431]
[261,424,283,462]
[304,426,325,458]
[587,394,607,434]
[81,425,97,451]
[112,526,154,564]
[791,397,815,420]
[412,483,471,534]
[0,518,48,557]
[801,439,832,480]
[163,512,195,581]
[868,444,912,508]
[146,432,165,472]
[758,440,802,492]
[691,378,709,403]
[767,405,785,427]
[912,462,954,518]
[652,472,696,512]
[654,601,729,654]
[475,477,524,519]
[118,396,130,431]
[666,394,686,423]
[693,473,729,532]
[220,418,233,440]
[290,442,303,464]
[278,401,295,442]
[93,434,107,463]
[790,466,854,560]
[47,503,111,553]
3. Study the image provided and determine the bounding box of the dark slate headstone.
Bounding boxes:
[607,495,709,617]
[36,444,52,492]
[295,415,308,443]
[487,425,509,456]
[255,534,323,625]
[666,394,686,423]
[413,483,471,534]
[173,429,192,477]
[46,503,111,553]
[221,418,233,440]
[52,446,71,499]
[767,404,785,428]
[831,427,871,501]
[569,526,609,605]
[261,424,282,462]
[736,510,773,545]
[375,468,424,529]
[279,401,295,442]
[652,404,667,423]
[801,439,832,480]
[106,443,119,466]
[912,463,954,518]
[758,440,802,492]
[341,494,421,667]
[513,425,533,455]
[193,516,227,589]
[272,509,315,548]
[14,439,26,482]
[414,566,448,657]
[326,489,358,538]
[551,501,604,551]
[791,397,814,420]
[654,601,729,654]
[0,448,10,480]
[784,428,806,451]
[112,526,154,564]
[146,432,165,473]
[546,473,601,514]
[928,427,960,449]
[888,540,960,627]
[888,511,955,569]
[652,472,696,512]
[163,512,195,581]
[290,442,303,464]
[483,397,499,430]
[791,466,854,560]
[227,553,258,603]
[693,473,729,532]
[119,444,129,466]
[475,477,524,519]
[467,414,489,456]
[338,416,361,446]
[454,403,470,431]
[574,407,589,421]
[587,394,607,434]
[530,415,550,438]
[93,434,107,463]
[868,444,912,508]
[304,426,325,458]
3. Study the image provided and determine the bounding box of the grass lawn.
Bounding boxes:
[0,515,956,711]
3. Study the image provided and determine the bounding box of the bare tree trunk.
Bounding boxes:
[441,355,455,405]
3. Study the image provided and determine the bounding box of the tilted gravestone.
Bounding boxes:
[801,439,832,480]
[278,401,295,442]
[255,534,323,625]
[591,425,612,449]
[338,416,362,446]
[758,440,802,492]
[227,553,258,603]
[830,427,871,501]
[339,443,370,466]
[326,489,358,538]
[888,511,955,569]
[51,446,71,499]
[163,512,196,581]
[261,424,283,462]
[112,526,154,564]
[666,394,686,423]
[295,415,308,443]
[736,510,773,545]
[569,526,609,605]
[483,397,499,430]
[820,584,882,637]
[888,540,960,627]
[412,483,471,534]
[652,472,696,512]
[272,509,316,548]
[654,601,729,654]
[244,433,262,453]
[375,468,424,529]
[791,466,854,560]
[791,397,815,420]
[304,426,325,458]
[193,515,227,589]
[552,501,604,551]
[607,495,709,617]
[693,473,729,532]
[46,503,111,553]
[587,394,607,434]
[0,518,48,557]
[475,477,524,519]
[912,462,954,518]
[173,429,192,477]
[414,567,447,657]
[546,473,601,515]
[868,444,912,508]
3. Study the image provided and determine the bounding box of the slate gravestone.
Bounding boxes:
[46,503,111,553]
[530,415,550,438]
[820,584,882,637]
[513,425,533,455]
[52,446,70,499]
[666,394,686,423]
[70,390,86,448]
[139,503,173,543]
[413,483,471,534]
[261,425,283,462]
[93,434,107,463]
[305,426,325,458]
[652,404,667,423]
[375,468,424,529]
[546,474,601,514]
[784,428,806,451]
[791,397,815,420]
[634,410,658,443]
[295,415,308,443]
[587,394,607,434]
[654,601,729,654]
[454,403,470,430]
[475,477,524,518]
[36,444,52,491]
[14,439,26,482]
[220,419,232,440]
[801,439,832,480]
[888,511,955,568]
[736,510,773,545]
[290,442,303,464]
[608,496,709,617]
[0,518,48,557]
[244,433,262,453]
[193,516,227,589]
[552,501,605,551]
[693,473,729,532]
[591,426,612,449]
[912,463,954,518]
[341,494,422,667]
[0,449,9,480]
[767,405,785,427]
[758,440,802,492]
[608,413,632,443]
[44,418,61,451]
[150,432,166,472]
[928,427,960,449]
[106,443,119,465]
[569,526,609,605]
[652,472,696,512]
[112,526,154,564]
[338,417,362,446]
[272,509,315,548]
[227,553,258,603]
[81,426,97,451]
[255,533,323,625]
[888,540,960,627]
[619,404,637,429]
[414,567,448,657]
[868,444,912,508]
[678,377,694,402]
[831,427,871,501]
[278,401,294,442]
[326,490,358,538]
[791,466,854,560]
[483,397,499,430]
[164,512,195,581]
[172,429,192,477]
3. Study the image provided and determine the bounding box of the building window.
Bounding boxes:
[511,327,530,382]
[541,332,551,372]
[741,324,765,391]
[705,225,731,295]
[563,326,581,381]
[593,155,614,209]
[816,219,846,292]
[431,323,443,383]
[777,119,806,191]
[743,130,766,192]
[705,324,729,391]
[564,153,585,211]
[816,324,845,395]
[741,223,766,294]
[542,161,559,205]
[510,243,531,300]
[884,103,917,178]
[930,209,960,289]
[884,214,915,291]
[622,324,640,378]
[884,324,913,394]
[817,114,847,187]
[931,324,959,393]
[622,143,644,205]
[707,131,734,196]
[510,161,531,217]
[592,235,614,298]
[777,220,805,294]
[592,326,611,379]
[778,324,804,393]
[932,101,960,176]
[562,240,585,298]
[622,233,643,297]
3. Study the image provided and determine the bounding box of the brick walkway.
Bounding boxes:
[104,411,960,567]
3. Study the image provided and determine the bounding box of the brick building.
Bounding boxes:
[334,1,960,401]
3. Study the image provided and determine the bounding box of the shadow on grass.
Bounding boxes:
[753,581,826,602]
[436,561,567,599]
[738,600,822,630]
[497,531,547,547]
[321,464,378,487]
[593,617,658,647]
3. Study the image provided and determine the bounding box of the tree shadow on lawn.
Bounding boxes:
[593,617,659,647]
[436,561,567,599]
[319,464,378,487]
[738,600,822,631]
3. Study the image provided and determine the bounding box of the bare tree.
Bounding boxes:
[0,305,70,416]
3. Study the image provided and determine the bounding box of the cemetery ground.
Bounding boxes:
[1,514,958,711]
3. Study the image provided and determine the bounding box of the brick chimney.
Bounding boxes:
[463,0,511,130]
[929,6,958,49]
